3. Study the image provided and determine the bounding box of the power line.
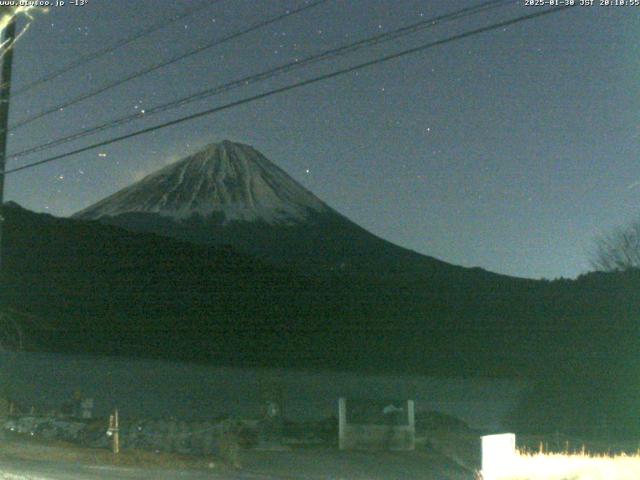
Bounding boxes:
[3,5,574,176]
[12,0,219,96]
[7,0,329,133]
[7,0,512,161]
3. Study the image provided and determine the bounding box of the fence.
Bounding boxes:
[3,414,250,455]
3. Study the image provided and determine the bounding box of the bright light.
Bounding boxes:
[482,433,517,479]
[481,433,640,479]
[493,451,640,480]
[0,6,46,57]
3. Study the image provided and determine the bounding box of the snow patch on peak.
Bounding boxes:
[74,141,328,225]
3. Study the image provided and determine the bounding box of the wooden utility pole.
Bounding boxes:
[108,409,120,454]
[0,17,16,272]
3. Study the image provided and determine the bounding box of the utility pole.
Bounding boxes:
[0,16,16,272]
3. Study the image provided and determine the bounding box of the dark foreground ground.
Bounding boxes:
[0,436,473,480]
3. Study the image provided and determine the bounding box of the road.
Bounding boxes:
[0,457,218,480]
[0,448,473,479]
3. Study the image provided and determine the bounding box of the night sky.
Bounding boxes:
[4,0,639,280]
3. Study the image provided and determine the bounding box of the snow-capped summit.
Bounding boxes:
[74,140,327,225]
[73,139,462,275]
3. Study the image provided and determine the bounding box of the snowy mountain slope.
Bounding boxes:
[73,140,500,276]
[75,140,327,225]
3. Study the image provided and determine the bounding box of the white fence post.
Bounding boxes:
[407,400,415,428]
[338,397,347,450]
[407,400,415,450]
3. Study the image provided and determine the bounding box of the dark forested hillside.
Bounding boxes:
[3,203,640,384]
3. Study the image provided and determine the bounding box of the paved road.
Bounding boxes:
[0,458,218,480]
[0,449,473,479]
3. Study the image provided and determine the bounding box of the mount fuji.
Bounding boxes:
[4,142,635,381]
[74,140,471,275]
[75,141,327,225]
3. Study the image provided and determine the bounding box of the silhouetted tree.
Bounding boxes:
[0,307,51,352]
[0,308,26,352]
[592,220,640,271]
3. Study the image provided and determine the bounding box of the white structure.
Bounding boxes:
[80,398,94,419]
[338,397,415,450]
[481,433,516,480]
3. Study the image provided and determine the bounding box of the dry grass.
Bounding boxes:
[425,431,640,479]
[484,450,640,480]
